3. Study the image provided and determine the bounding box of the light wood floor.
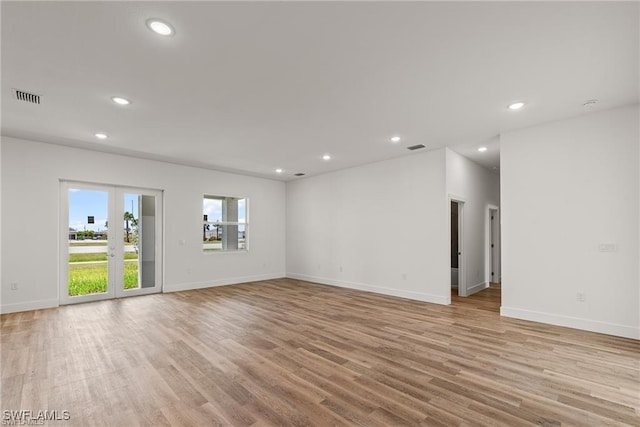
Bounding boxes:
[451,283,502,313]
[2,279,639,426]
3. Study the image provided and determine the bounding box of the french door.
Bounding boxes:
[60,182,163,305]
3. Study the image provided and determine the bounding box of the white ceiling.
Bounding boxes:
[2,2,638,180]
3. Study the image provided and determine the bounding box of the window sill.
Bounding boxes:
[202,249,249,255]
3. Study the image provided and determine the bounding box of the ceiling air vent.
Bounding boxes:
[12,88,41,104]
[407,144,426,151]
[294,173,305,177]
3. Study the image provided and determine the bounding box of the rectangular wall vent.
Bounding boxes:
[12,88,41,104]
[407,144,426,151]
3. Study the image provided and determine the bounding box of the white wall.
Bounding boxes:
[501,105,639,339]
[1,137,286,313]
[446,149,500,295]
[286,148,450,304]
[0,137,2,311]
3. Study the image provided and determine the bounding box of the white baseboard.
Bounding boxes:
[466,281,489,296]
[0,274,285,314]
[501,306,640,340]
[1,298,59,314]
[286,272,449,305]
[164,272,286,293]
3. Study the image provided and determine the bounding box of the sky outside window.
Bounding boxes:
[68,189,138,232]
[203,197,246,223]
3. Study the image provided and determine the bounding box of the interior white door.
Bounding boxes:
[456,201,465,296]
[449,197,466,297]
[60,182,162,305]
[490,209,500,284]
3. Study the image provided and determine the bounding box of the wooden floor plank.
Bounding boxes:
[1,279,639,426]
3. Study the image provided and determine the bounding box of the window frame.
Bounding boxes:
[202,195,249,253]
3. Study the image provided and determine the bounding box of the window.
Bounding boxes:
[203,195,248,252]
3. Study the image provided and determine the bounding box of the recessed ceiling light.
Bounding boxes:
[111,96,131,105]
[508,102,525,110]
[478,147,488,152]
[95,133,108,140]
[146,19,175,36]
[275,168,283,173]
[390,136,401,143]
[583,99,598,107]
[322,154,332,161]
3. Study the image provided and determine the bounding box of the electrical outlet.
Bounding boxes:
[10,282,18,291]
[577,292,586,302]
[339,266,343,272]
[402,273,407,280]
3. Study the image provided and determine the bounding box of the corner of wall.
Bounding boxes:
[164,272,286,293]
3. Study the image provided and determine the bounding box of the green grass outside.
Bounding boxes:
[69,252,138,263]
[69,241,108,247]
[68,261,139,296]
[202,240,247,252]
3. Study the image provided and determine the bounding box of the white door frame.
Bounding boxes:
[449,195,466,297]
[59,181,163,305]
[116,186,163,299]
[486,205,500,284]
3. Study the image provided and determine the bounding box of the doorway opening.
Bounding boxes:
[488,207,501,286]
[60,182,163,305]
[450,199,465,296]
[451,204,503,313]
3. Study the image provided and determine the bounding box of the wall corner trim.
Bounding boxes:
[500,306,640,340]
[286,272,449,305]
[163,273,286,293]
[1,298,59,314]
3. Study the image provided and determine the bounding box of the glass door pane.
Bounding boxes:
[139,194,157,289]
[67,188,110,297]
[61,182,162,304]
[117,190,158,297]
[123,193,140,290]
